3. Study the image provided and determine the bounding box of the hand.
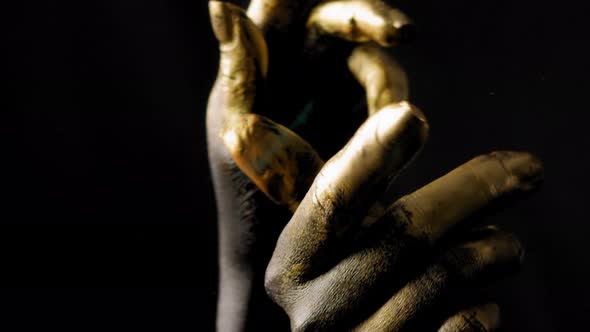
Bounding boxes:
[206,1,543,331]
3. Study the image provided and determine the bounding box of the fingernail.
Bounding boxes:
[375,102,429,152]
[490,151,545,191]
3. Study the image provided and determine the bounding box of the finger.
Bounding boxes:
[222,114,325,211]
[438,303,501,332]
[307,0,416,48]
[226,41,411,211]
[209,1,268,114]
[209,2,324,210]
[247,0,302,33]
[382,151,544,245]
[353,230,522,331]
[348,43,408,115]
[266,102,428,282]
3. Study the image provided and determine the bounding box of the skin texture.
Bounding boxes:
[206,1,544,331]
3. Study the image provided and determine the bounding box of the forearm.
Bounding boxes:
[207,116,289,331]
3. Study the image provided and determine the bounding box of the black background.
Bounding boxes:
[3,0,590,330]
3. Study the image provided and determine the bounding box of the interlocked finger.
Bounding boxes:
[266,102,428,287]
[353,230,522,331]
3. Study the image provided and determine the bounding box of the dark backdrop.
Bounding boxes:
[3,0,589,330]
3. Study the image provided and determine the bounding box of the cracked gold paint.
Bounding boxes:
[221,114,324,212]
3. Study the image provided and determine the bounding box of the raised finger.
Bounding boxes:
[438,303,501,332]
[382,151,543,245]
[266,102,428,284]
[348,43,408,115]
[226,41,411,210]
[307,0,415,47]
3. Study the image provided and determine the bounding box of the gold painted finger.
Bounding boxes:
[247,0,301,33]
[209,1,268,115]
[384,151,543,245]
[307,0,415,47]
[348,43,409,115]
[222,114,324,212]
[309,102,427,225]
[353,231,521,331]
[438,303,501,332]
[266,103,427,284]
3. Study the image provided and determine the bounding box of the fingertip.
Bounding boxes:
[490,151,545,191]
[389,23,417,45]
[507,231,526,265]
[483,302,501,318]
[209,0,269,80]
[469,230,525,271]
[439,303,501,332]
[209,1,235,43]
[379,9,416,46]
[375,102,429,150]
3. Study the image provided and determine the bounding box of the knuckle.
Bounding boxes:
[311,171,345,219]
[264,260,287,302]
[264,258,304,306]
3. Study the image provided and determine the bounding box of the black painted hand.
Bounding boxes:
[206,1,543,331]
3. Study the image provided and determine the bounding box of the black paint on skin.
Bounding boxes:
[293,150,323,202]
[266,173,285,202]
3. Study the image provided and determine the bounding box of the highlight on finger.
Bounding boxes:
[307,0,416,47]
[348,43,409,115]
[209,1,268,115]
[247,0,299,32]
[385,151,543,244]
[265,102,427,292]
[222,114,325,212]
